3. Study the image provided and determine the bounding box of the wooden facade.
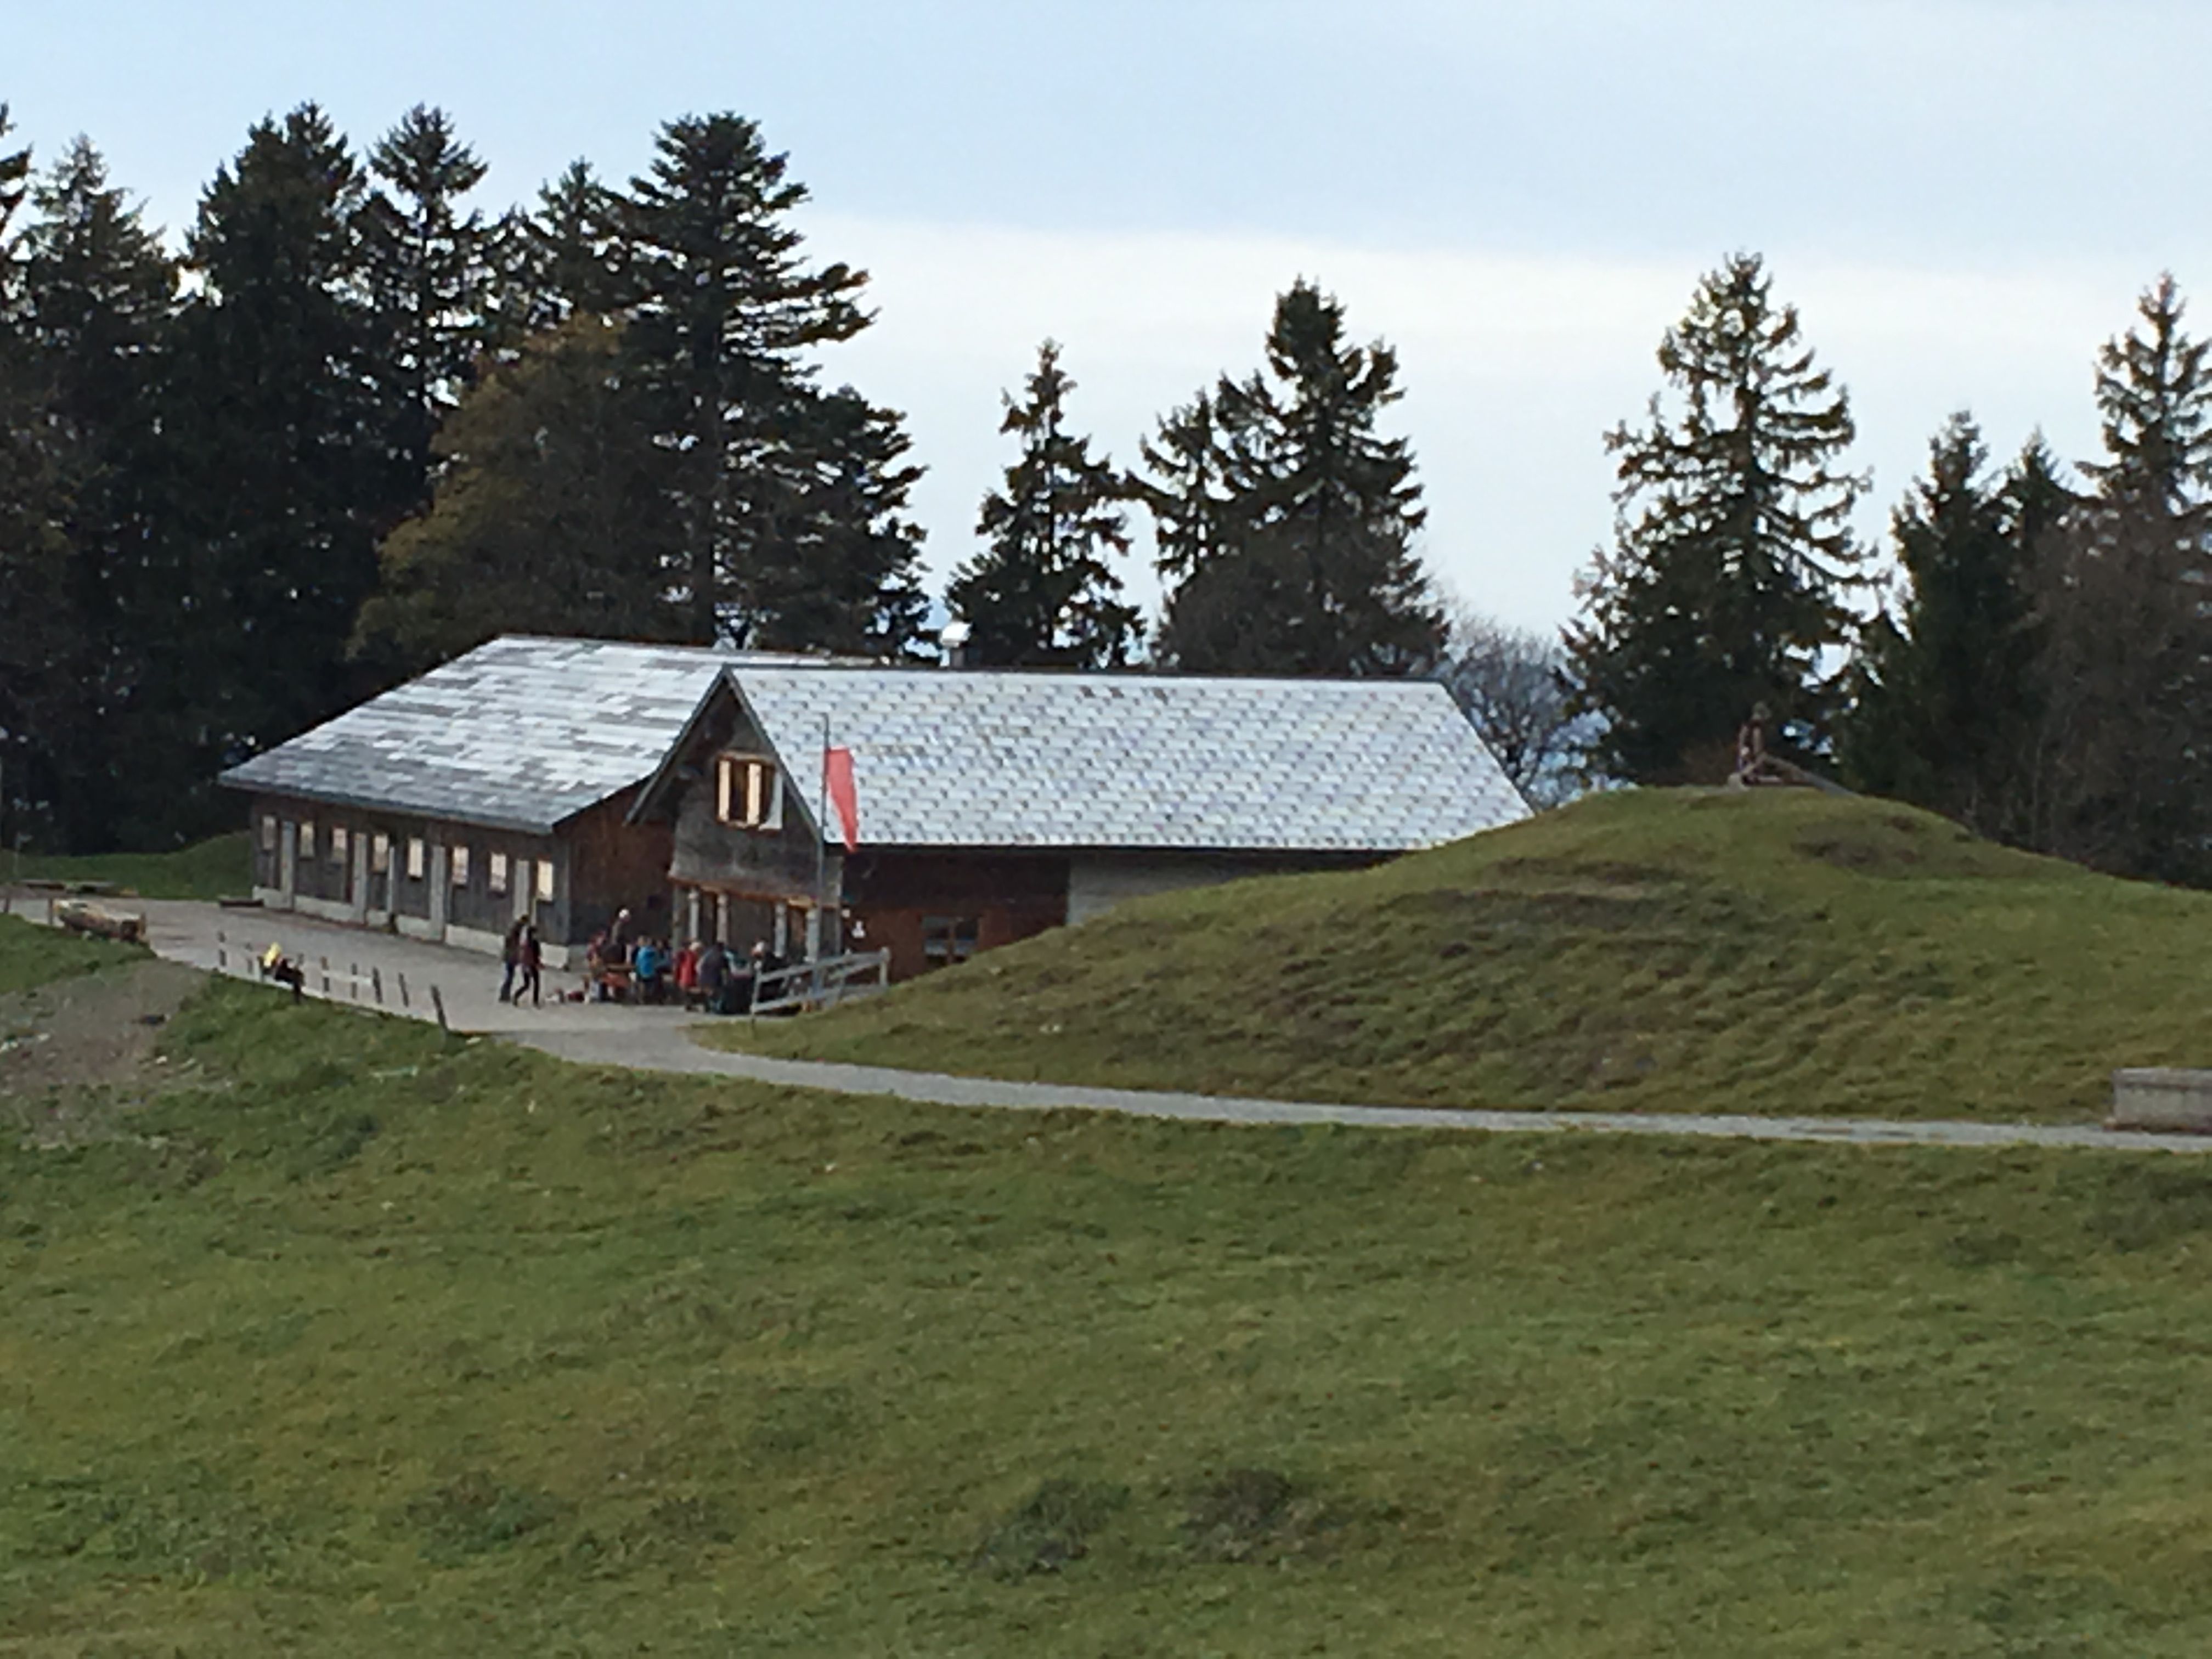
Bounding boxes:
[245,788,673,966]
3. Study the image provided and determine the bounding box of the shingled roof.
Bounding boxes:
[218,636,789,833]
[222,635,1530,850]
[647,663,1528,852]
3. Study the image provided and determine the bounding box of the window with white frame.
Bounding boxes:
[330,825,349,865]
[715,754,781,830]
[489,851,509,895]
[371,833,391,874]
[301,821,316,859]
[406,837,426,880]
[451,845,471,887]
[260,815,277,853]
[535,859,556,903]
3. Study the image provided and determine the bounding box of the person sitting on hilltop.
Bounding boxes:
[1732,702,1789,787]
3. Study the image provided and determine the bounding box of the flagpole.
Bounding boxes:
[815,712,830,957]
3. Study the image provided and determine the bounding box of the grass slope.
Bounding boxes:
[710,788,2212,1124]
[11,832,251,901]
[10,920,2212,1651]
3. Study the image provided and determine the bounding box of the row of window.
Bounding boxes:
[262,816,556,901]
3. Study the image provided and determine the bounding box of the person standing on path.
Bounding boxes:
[520,923,544,1007]
[499,917,526,1003]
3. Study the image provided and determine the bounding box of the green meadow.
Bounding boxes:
[7,920,2212,1652]
[711,788,2212,1124]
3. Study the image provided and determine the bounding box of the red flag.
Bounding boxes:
[823,746,860,851]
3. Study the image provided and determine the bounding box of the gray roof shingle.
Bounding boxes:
[220,634,1530,849]
[727,664,1526,851]
[218,636,786,832]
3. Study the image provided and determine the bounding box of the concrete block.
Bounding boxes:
[2111,1068,2212,1132]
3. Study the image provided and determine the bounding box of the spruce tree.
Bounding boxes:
[2020,275,2212,881]
[742,384,930,657]
[1,138,179,849]
[352,316,686,672]
[360,105,491,521]
[490,159,625,345]
[1565,252,1866,782]
[2083,273,2212,512]
[163,105,385,770]
[1838,415,2050,832]
[1147,281,1442,676]
[619,112,877,645]
[947,340,1141,668]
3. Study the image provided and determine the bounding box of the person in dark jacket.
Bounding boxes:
[498,918,526,1003]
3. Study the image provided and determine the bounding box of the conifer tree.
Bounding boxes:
[360,105,491,520]
[1,138,179,849]
[1565,252,1867,782]
[1838,416,2052,832]
[353,315,686,672]
[2019,275,2212,881]
[742,384,931,656]
[1146,281,1442,676]
[163,105,386,771]
[619,112,885,646]
[947,340,1141,668]
[490,159,625,345]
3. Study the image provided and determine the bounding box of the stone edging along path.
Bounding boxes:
[509,1026,2212,1156]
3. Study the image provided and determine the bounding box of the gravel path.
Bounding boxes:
[513,1026,2210,1156]
[94,898,2207,1155]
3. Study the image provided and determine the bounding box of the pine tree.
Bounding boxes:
[1147,281,1442,676]
[947,340,1141,668]
[742,385,930,657]
[2084,273,2212,512]
[352,315,686,672]
[1135,388,1231,587]
[2019,275,2212,881]
[360,105,491,521]
[489,159,625,346]
[1565,252,1867,783]
[1838,415,2051,832]
[163,105,385,774]
[0,104,61,851]
[0,138,179,849]
[619,112,875,645]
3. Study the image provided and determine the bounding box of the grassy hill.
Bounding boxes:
[10,831,251,901]
[708,788,2212,1124]
[12,922,2212,1652]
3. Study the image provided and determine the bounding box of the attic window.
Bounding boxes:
[716,754,781,830]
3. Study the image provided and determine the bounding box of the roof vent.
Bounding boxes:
[939,620,972,670]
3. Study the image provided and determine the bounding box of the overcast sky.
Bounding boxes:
[13,0,2210,632]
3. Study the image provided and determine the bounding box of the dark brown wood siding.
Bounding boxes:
[566,787,673,945]
[842,850,1070,981]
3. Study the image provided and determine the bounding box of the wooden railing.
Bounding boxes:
[748,948,893,1018]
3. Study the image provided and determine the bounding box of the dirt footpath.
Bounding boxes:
[0,958,205,1142]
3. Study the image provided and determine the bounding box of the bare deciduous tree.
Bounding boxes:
[1437,611,1583,809]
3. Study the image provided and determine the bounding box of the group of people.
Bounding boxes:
[498,917,546,1006]
[579,906,789,1013]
